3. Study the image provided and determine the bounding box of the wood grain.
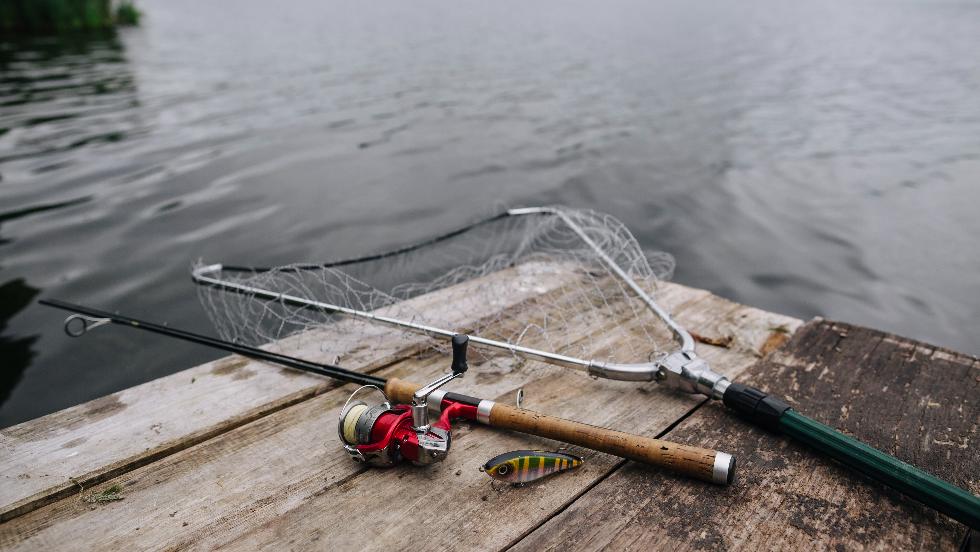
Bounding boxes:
[0,263,581,521]
[512,320,979,551]
[0,276,797,550]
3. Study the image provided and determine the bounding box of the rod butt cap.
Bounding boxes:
[713,451,736,485]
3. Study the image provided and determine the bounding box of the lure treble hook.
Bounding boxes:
[63,314,111,337]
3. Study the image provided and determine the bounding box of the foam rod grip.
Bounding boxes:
[487,403,734,485]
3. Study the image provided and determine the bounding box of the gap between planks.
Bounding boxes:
[0,263,587,522]
[0,276,798,549]
[500,396,712,552]
[508,320,979,551]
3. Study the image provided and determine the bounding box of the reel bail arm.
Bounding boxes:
[41,299,736,485]
[339,334,473,467]
[385,335,736,485]
[347,333,735,484]
[411,334,468,432]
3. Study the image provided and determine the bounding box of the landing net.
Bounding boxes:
[194,207,679,373]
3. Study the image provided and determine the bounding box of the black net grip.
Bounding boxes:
[722,383,791,432]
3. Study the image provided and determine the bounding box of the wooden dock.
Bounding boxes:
[0,265,977,550]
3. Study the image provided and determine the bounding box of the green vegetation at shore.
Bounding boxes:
[1,0,141,33]
[114,1,139,26]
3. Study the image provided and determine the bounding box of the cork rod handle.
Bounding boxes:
[489,403,729,484]
[385,378,734,485]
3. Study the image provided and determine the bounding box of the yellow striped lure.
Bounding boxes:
[481,450,583,484]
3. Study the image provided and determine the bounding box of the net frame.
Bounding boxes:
[193,206,695,381]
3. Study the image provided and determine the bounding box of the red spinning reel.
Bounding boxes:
[338,334,478,466]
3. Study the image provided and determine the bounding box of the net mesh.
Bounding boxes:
[195,206,679,371]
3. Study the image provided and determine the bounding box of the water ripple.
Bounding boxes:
[1,0,979,426]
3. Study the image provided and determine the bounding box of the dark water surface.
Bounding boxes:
[1,0,978,426]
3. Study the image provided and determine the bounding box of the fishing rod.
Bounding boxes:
[192,206,980,529]
[40,298,735,484]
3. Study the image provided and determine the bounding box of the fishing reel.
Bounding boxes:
[338,334,471,466]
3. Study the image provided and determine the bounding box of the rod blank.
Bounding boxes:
[40,298,735,486]
[39,299,386,388]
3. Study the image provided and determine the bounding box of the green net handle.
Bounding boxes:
[780,410,980,529]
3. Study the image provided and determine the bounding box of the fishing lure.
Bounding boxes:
[44,303,734,484]
[481,450,582,484]
[192,205,980,527]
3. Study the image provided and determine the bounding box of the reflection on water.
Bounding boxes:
[0,279,39,407]
[1,0,979,427]
[0,31,137,164]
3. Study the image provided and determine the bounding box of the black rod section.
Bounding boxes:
[39,299,387,388]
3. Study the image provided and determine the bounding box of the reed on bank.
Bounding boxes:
[0,0,140,33]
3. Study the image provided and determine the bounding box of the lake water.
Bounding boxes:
[1,0,978,426]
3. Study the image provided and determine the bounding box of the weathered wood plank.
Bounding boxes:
[0,279,799,550]
[0,263,581,521]
[512,320,979,551]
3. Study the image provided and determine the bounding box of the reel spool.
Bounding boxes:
[338,386,400,465]
[337,334,471,466]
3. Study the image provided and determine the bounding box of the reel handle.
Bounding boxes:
[450,334,469,375]
[386,378,734,485]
